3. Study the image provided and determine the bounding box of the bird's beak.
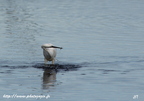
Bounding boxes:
[41,45,63,49]
[51,46,63,49]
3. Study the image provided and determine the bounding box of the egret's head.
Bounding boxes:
[41,43,63,49]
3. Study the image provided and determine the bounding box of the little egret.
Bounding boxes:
[41,43,62,64]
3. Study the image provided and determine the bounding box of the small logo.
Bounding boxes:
[133,95,138,99]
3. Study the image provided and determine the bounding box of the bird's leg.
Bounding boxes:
[52,59,55,65]
[44,58,48,64]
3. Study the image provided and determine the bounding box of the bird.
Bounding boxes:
[41,43,62,64]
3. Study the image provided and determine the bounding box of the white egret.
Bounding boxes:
[41,43,62,64]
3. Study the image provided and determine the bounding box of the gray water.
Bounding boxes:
[0,0,144,101]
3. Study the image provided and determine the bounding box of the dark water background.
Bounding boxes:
[0,0,144,101]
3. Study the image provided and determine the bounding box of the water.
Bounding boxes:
[0,0,144,101]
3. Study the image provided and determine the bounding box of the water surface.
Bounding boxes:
[0,0,144,101]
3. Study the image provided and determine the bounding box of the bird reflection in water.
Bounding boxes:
[42,69,57,89]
